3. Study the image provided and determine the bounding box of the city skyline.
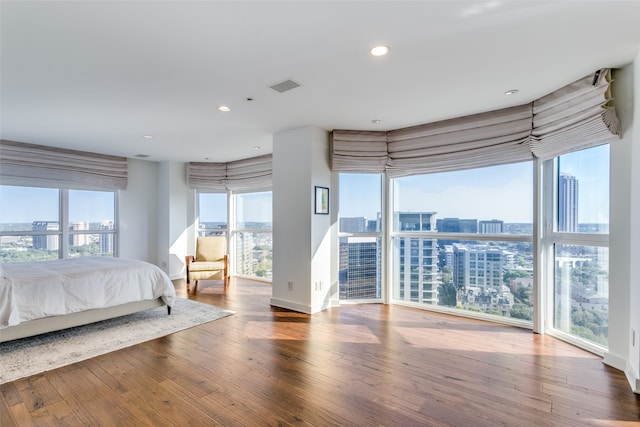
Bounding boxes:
[341,145,609,224]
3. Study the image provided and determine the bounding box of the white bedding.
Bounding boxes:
[0,257,176,328]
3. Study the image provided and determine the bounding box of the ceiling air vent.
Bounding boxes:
[269,79,301,93]
[134,154,150,158]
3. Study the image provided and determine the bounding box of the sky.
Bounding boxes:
[0,187,114,223]
[340,144,610,224]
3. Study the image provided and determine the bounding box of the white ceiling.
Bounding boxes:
[2,1,640,163]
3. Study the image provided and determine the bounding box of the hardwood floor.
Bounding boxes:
[2,278,638,426]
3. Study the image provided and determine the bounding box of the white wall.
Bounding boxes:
[157,161,190,280]
[119,158,159,264]
[119,159,194,280]
[630,55,640,395]
[606,59,639,393]
[271,126,336,313]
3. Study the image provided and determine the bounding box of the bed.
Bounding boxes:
[0,257,176,342]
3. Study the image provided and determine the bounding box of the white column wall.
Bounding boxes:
[157,161,190,280]
[630,56,640,395]
[607,59,639,394]
[118,158,159,265]
[271,126,336,313]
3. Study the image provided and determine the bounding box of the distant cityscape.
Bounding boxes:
[338,173,608,345]
[0,221,115,261]
[0,173,608,344]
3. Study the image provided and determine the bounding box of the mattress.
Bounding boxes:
[0,257,176,328]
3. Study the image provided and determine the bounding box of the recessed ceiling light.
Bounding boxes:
[504,89,519,96]
[253,145,261,150]
[143,135,154,139]
[370,45,390,56]
[371,119,381,124]
[218,105,231,112]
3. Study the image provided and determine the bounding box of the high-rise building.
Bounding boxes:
[452,244,510,290]
[479,219,504,234]
[100,220,114,254]
[393,212,439,304]
[395,236,439,304]
[558,173,578,232]
[453,243,514,315]
[339,215,382,299]
[69,222,90,246]
[32,221,59,250]
[340,217,368,233]
[339,237,380,299]
[395,211,437,231]
[235,232,256,275]
[436,218,478,233]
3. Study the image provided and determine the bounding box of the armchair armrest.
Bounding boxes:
[185,255,195,284]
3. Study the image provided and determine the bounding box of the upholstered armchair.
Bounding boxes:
[185,236,229,292]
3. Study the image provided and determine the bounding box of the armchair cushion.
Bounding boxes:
[188,261,226,271]
[195,236,225,262]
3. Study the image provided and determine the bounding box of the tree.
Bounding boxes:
[510,303,533,321]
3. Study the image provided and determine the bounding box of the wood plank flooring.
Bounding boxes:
[2,278,639,426]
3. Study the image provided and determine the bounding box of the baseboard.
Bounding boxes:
[270,297,338,314]
[270,298,313,314]
[625,362,640,394]
[602,351,626,372]
[604,351,640,394]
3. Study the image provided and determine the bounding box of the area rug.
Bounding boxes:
[0,298,234,384]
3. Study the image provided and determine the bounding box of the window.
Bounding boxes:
[68,189,116,257]
[234,191,272,279]
[338,174,383,301]
[197,192,227,236]
[0,185,117,262]
[547,144,610,349]
[391,163,533,322]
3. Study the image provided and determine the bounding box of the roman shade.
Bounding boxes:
[530,68,620,159]
[225,154,272,192]
[187,154,272,191]
[386,104,534,178]
[330,68,620,177]
[187,162,227,191]
[331,130,388,173]
[0,140,128,190]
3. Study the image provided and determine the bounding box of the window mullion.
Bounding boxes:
[60,189,69,259]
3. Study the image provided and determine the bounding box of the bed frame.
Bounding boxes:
[0,298,169,343]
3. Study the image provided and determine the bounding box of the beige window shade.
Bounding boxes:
[0,140,128,190]
[386,104,534,177]
[331,69,620,177]
[530,68,620,159]
[225,154,272,192]
[188,154,272,191]
[330,130,388,173]
[187,162,227,191]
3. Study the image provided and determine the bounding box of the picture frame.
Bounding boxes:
[315,186,329,215]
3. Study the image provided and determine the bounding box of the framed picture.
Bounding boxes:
[315,186,329,215]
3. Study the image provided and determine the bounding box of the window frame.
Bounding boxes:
[337,173,385,303]
[232,189,273,282]
[196,190,229,237]
[386,162,535,328]
[0,185,119,261]
[541,151,610,356]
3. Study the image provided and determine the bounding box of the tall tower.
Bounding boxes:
[558,173,578,232]
[394,212,439,304]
